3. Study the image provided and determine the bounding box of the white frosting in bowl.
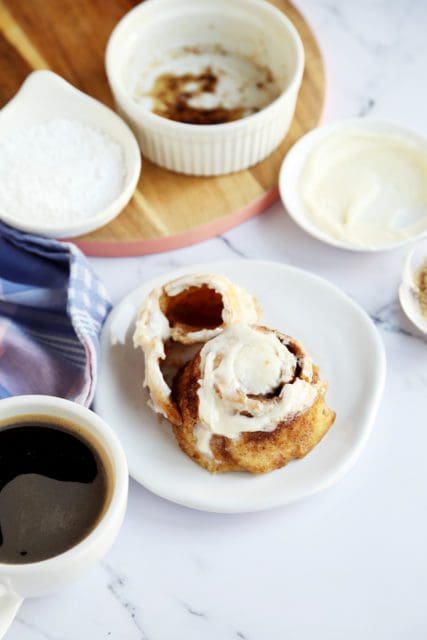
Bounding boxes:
[299,128,427,249]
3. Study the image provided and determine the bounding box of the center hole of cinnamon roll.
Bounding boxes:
[162,285,224,331]
[234,343,283,395]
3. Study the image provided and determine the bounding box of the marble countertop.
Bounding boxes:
[10,1,427,639]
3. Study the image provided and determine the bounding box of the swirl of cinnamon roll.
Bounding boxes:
[133,273,261,424]
[173,325,335,473]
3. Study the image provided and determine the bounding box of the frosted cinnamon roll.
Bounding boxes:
[173,325,335,473]
[133,273,260,424]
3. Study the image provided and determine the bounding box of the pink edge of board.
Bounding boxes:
[71,185,279,257]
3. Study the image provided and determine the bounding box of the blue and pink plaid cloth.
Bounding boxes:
[0,222,111,406]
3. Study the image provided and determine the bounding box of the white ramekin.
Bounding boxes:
[106,0,305,176]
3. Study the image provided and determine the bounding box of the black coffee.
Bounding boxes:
[0,416,111,564]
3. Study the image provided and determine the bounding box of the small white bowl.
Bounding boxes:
[279,118,427,252]
[106,0,304,176]
[0,70,141,239]
[399,238,427,334]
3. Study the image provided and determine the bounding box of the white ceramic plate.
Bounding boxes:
[95,260,386,513]
[279,118,427,252]
[0,70,141,238]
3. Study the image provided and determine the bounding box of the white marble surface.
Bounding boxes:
[9,1,427,639]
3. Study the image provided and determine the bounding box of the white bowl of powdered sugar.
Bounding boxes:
[0,70,141,238]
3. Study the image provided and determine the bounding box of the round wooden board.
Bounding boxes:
[0,0,324,257]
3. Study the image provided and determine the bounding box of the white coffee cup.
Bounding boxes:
[0,395,129,638]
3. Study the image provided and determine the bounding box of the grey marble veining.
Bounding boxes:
[102,561,149,640]
[371,299,427,343]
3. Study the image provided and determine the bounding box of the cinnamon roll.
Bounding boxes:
[133,273,260,424]
[173,325,335,473]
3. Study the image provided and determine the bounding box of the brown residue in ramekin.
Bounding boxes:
[148,67,249,125]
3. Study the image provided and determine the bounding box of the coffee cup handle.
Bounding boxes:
[0,585,23,638]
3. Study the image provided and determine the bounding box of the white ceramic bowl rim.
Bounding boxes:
[0,395,128,575]
[279,116,427,253]
[106,0,305,134]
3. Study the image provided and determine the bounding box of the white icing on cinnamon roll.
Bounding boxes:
[133,273,261,424]
[195,325,318,457]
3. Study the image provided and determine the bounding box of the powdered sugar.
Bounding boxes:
[0,117,125,227]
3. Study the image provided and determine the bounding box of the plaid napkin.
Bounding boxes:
[0,222,111,406]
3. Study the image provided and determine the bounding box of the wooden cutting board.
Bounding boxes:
[0,0,324,257]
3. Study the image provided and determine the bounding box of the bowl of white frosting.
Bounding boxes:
[279,118,427,251]
[0,71,141,239]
